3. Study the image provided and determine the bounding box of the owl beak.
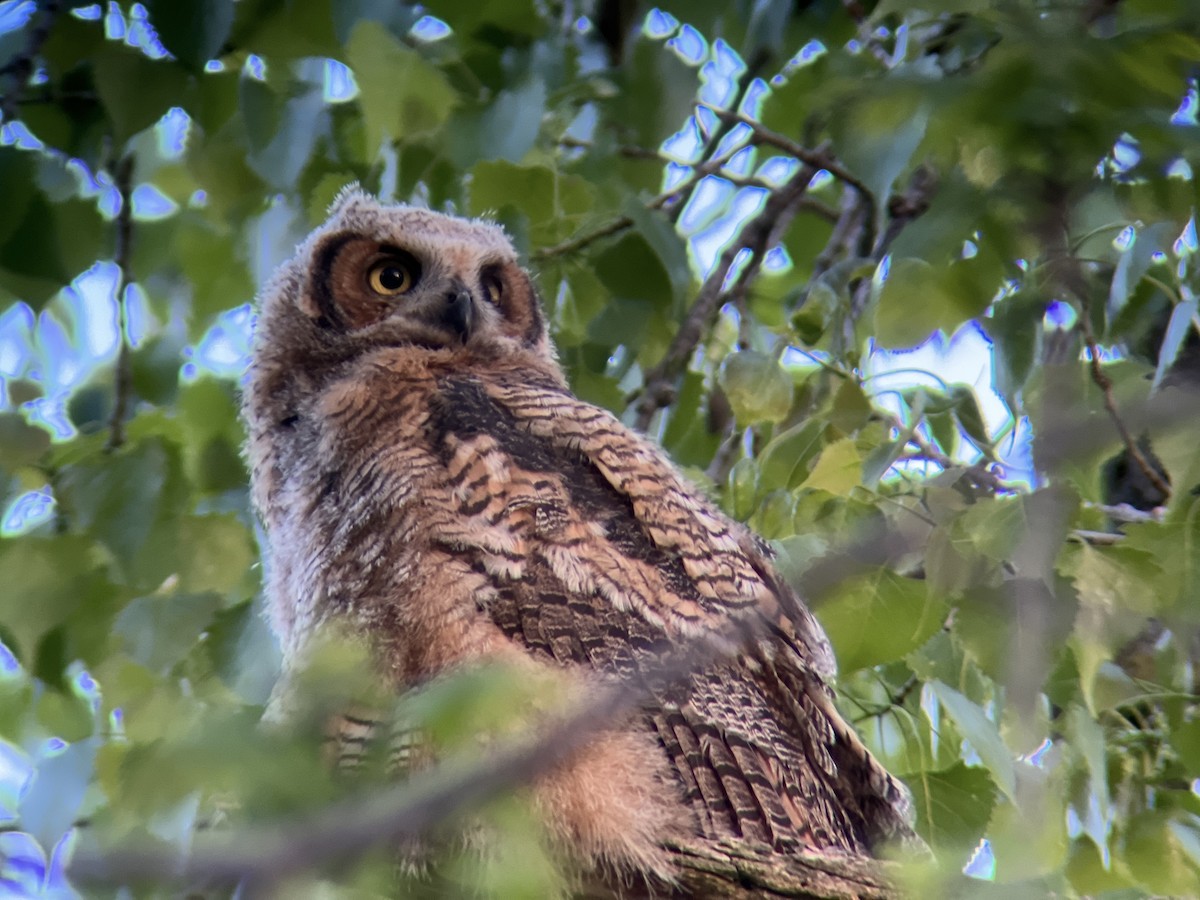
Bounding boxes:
[444,287,475,340]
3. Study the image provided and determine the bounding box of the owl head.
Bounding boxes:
[257,187,552,366]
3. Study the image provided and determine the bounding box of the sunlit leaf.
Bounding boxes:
[345,21,458,153]
[817,569,946,672]
[929,681,1016,802]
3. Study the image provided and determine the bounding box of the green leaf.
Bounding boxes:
[911,762,997,854]
[175,216,256,337]
[753,489,795,539]
[1124,811,1200,896]
[56,440,171,580]
[758,419,825,490]
[718,352,794,426]
[93,44,190,145]
[830,93,928,211]
[175,515,255,596]
[345,21,458,153]
[0,536,99,663]
[1065,705,1109,852]
[0,148,37,248]
[1151,297,1197,392]
[145,0,235,71]
[983,287,1045,404]
[817,569,946,672]
[929,681,1016,802]
[874,258,950,349]
[0,413,50,469]
[114,591,223,674]
[20,737,98,852]
[948,384,992,452]
[800,438,861,494]
[446,77,547,168]
[0,194,104,307]
[726,458,760,521]
[237,62,327,190]
[1107,222,1180,318]
[469,160,594,248]
[206,600,281,704]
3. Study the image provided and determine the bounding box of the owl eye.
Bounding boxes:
[367,259,417,295]
[482,272,504,306]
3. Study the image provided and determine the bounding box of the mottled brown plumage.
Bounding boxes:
[243,188,913,886]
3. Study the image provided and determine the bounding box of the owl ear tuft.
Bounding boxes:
[327,183,374,219]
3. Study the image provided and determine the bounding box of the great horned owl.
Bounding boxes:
[243,188,914,886]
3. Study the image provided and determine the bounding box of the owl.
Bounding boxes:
[243,187,914,888]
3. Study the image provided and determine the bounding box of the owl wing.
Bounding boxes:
[423,372,913,853]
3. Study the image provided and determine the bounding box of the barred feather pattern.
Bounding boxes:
[244,190,915,884]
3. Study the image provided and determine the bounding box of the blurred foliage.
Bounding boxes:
[0,0,1199,896]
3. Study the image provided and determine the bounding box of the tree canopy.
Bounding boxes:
[1,0,1200,896]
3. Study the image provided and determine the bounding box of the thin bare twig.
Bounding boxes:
[532,142,752,262]
[106,155,135,451]
[696,103,873,200]
[632,167,820,430]
[1077,303,1173,499]
[885,413,1006,494]
[556,136,661,160]
[0,1,62,124]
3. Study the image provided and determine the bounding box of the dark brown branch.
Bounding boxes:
[632,167,820,430]
[0,0,62,124]
[105,155,135,452]
[696,103,873,201]
[1077,303,1173,499]
[661,840,899,899]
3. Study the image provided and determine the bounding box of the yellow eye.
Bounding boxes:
[367,260,415,295]
[482,273,503,306]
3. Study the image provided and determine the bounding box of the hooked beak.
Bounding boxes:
[443,287,474,340]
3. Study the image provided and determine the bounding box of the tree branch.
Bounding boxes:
[1076,302,1173,500]
[532,142,756,262]
[105,154,135,452]
[631,167,821,430]
[70,623,903,899]
[695,103,872,201]
[885,413,1006,494]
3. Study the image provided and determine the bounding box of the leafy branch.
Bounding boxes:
[69,622,902,899]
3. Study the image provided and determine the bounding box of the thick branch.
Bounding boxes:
[70,623,901,899]
[105,154,135,451]
[661,840,899,899]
